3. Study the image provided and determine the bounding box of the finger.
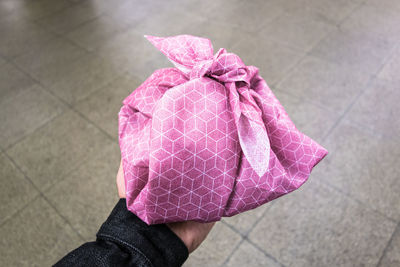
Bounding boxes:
[116,160,126,198]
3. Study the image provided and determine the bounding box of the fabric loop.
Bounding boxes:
[145,35,271,177]
[189,48,255,87]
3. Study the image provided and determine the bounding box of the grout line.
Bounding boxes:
[320,83,369,142]
[3,110,66,151]
[60,14,101,37]
[336,0,366,27]
[72,107,118,142]
[221,220,244,237]
[61,28,93,53]
[266,0,367,88]
[376,222,400,267]
[275,0,364,92]
[1,62,119,242]
[271,84,343,117]
[221,202,286,266]
[245,238,286,267]
[222,201,274,239]
[0,0,84,61]
[245,202,277,238]
[275,0,385,93]
[1,150,85,241]
[41,193,87,242]
[313,177,398,224]
[221,181,398,266]
[6,24,126,145]
[222,218,286,267]
[0,194,42,229]
[62,17,127,53]
[8,61,117,144]
[318,1,400,142]
[220,237,245,266]
[321,42,400,142]
[30,0,94,24]
[1,2,399,266]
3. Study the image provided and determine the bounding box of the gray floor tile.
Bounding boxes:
[0,84,66,149]
[259,9,336,52]
[16,0,72,21]
[231,34,305,86]
[225,240,281,267]
[282,0,362,24]
[134,8,204,37]
[183,223,242,266]
[205,0,285,32]
[105,0,170,27]
[365,0,400,11]
[0,0,399,265]
[6,110,114,191]
[379,224,400,267]
[276,55,371,114]
[314,120,400,220]
[67,0,128,14]
[0,62,36,102]
[0,0,72,21]
[222,204,269,236]
[346,78,400,138]
[309,28,396,76]
[45,142,120,240]
[0,0,24,18]
[81,0,129,11]
[0,197,82,266]
[66,14,129,51]
[74,74,141,138]
[248,181,396,267]
[0,16,56,59]
[13,37,87,80]
[95,28,171,79]
[0,56,6,66]
[378,44,400,84]
[340,3,400,44]
[171,0,220,19]
[0,153,39,225]
[36,1,103,34]
[35,53,120,105]
[184,21,252,53]
[272,90,339,143]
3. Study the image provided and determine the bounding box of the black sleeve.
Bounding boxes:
[53,199,189,267]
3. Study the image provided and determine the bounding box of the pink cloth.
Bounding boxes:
[118,35,328,225]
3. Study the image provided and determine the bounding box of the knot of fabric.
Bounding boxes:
[145,35,271,178]
[188,48,254,86]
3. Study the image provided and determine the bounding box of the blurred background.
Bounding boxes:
[1,0,399,266]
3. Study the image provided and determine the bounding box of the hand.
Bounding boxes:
[116,160,215,253]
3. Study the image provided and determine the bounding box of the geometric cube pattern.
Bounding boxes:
[118,35,328,224]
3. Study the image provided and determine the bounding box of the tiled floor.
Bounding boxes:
[0,0,399,266]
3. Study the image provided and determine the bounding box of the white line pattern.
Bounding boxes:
[118,35,328,224]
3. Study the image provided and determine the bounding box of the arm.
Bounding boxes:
[54,161,215,267]
[54,199,189,267]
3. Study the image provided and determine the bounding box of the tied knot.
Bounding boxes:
[189,48,254,85]
[145,35,270,178]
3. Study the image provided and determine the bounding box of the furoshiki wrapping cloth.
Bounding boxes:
[118,35,328,225]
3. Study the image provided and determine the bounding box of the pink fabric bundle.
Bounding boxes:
[118,35,328,225]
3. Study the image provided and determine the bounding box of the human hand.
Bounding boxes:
[116,160,215,253]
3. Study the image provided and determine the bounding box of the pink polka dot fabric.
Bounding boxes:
[118,35,328,225]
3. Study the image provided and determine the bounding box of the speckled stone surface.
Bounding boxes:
[1,0,400,265]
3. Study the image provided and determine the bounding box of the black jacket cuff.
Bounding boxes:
[97,199,189,267]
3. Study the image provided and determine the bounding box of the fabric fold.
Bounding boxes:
[119,34,328,224]
[145,35,271,177]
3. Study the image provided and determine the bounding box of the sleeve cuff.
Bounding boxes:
[97,199,189,267]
